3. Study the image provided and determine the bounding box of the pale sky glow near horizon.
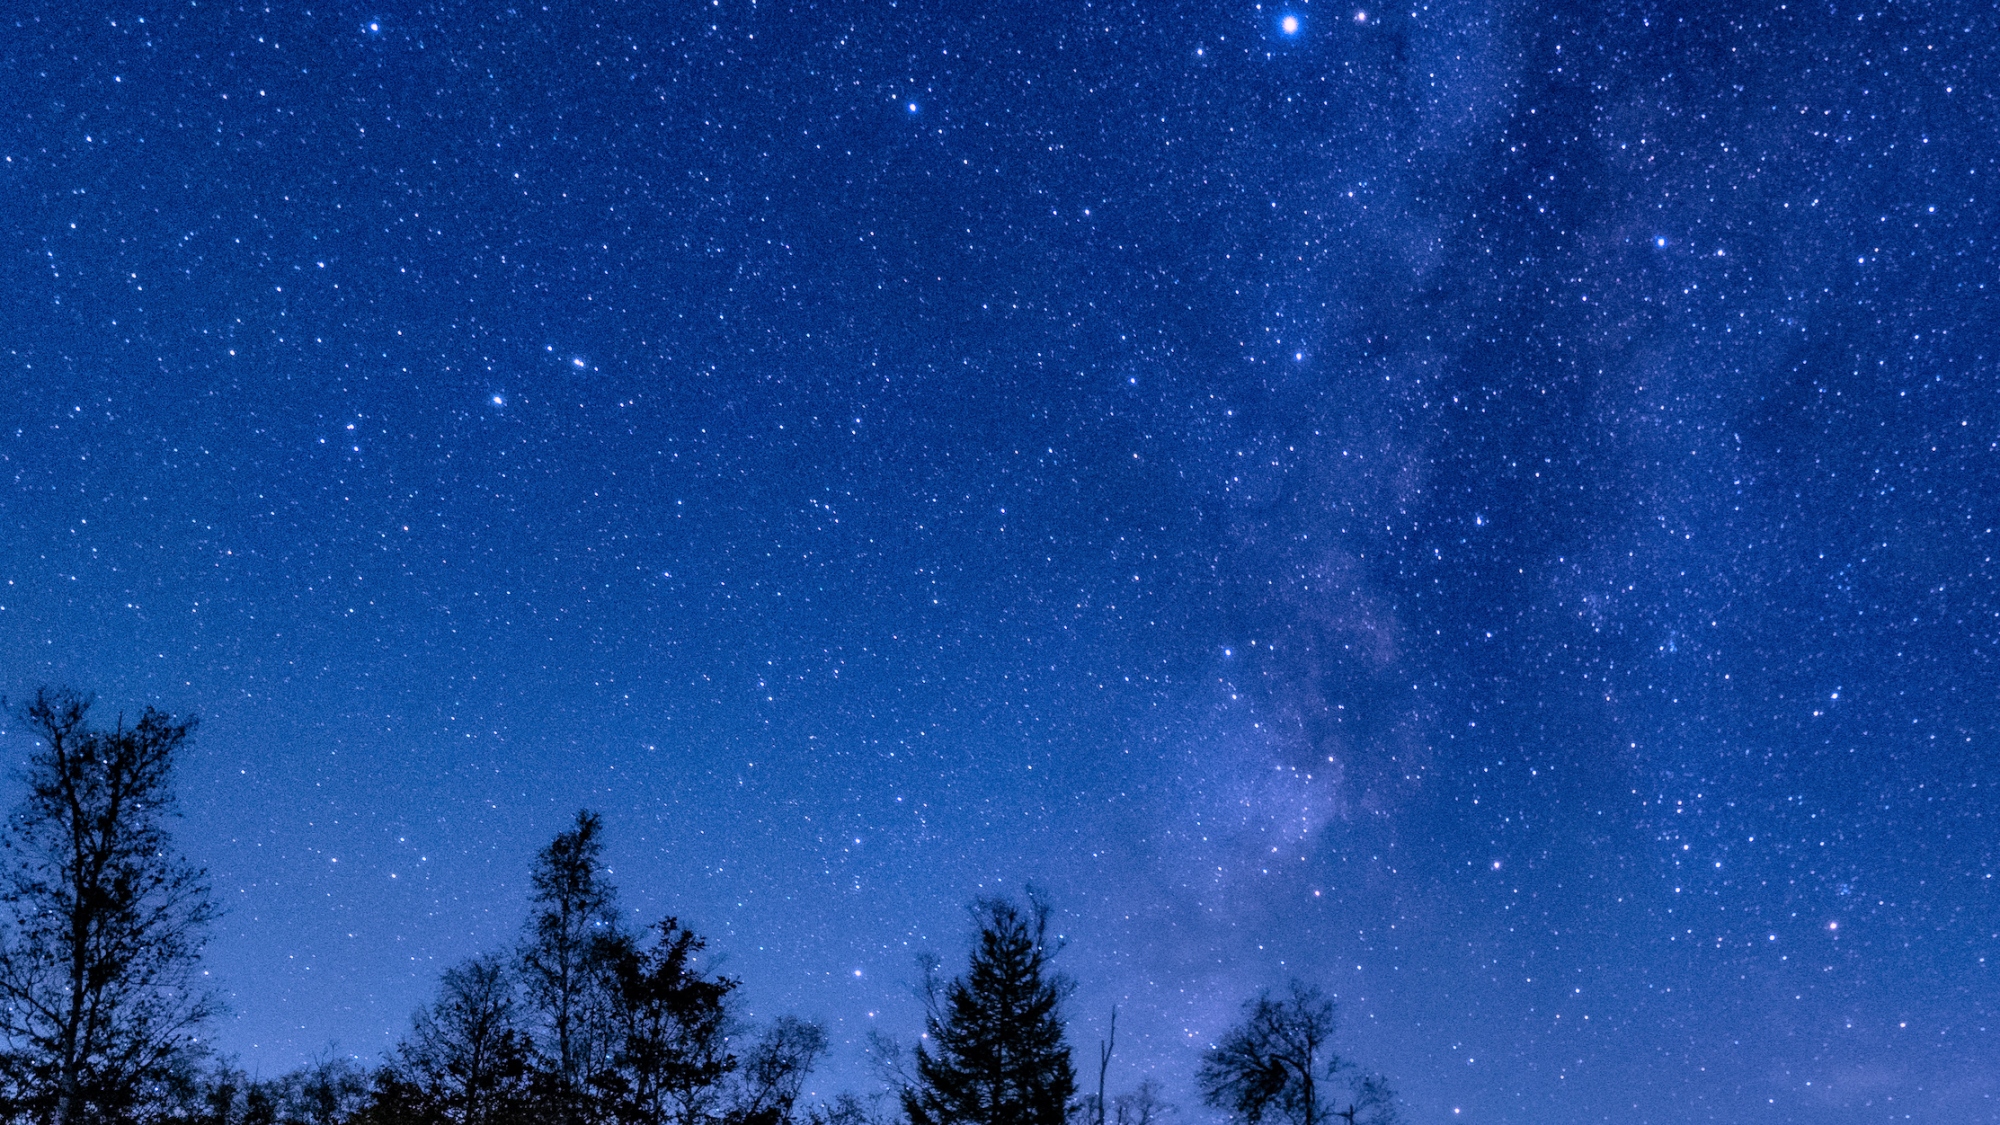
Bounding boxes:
[2,0,1996,1121]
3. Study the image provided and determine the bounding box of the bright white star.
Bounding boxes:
[1280,14,1300,34]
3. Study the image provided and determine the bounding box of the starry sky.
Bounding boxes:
[2,0,1995,1121]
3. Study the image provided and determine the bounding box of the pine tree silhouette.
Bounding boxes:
[902,895,1075,1125]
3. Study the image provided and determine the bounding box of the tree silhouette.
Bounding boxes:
[1196,983,1396,1125]
[369,954,531,1125]
[801,1093,892,1125]
[519,811,623,1122]
[1109,1079,1174,1125]
[0,688,218,1125]
[272,1056,370,1125]
[901,894,1075,1125]
[595,917,734,1125]
[1090,1009,1114,1125]
[727,1016,827,1125]
[201,1056,374,1125]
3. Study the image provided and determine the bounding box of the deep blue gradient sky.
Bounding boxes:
[3,0,1996,1121]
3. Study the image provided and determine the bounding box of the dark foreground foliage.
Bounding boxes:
[0,689,1403,1125]
[0,689,218,1125]
[1196,983,1398,1125]
[900,895,1076,1125]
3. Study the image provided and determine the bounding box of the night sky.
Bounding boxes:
[2,0,1995,1120]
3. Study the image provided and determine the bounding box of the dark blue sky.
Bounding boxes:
[3,0,1995,1120]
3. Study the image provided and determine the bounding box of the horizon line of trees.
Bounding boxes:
[0,688,1401,1125]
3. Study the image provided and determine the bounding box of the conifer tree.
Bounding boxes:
[902,895,1075,1125]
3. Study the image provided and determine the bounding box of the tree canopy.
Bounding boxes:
[0,688,217,1125]
[0,687,1411,1125]
[1197,982,1398,1125]
[901,894,1076,1125]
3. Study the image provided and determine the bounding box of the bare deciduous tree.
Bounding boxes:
[519,811,623,1122]
[1110,1079,1174,1125]
[1197,982,1397,1125]
[276,1055,372,1125]
[378,955,531,1125]
[0,688,219,1125]
[729,1016,827,1125]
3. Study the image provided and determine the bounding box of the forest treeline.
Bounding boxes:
[0,690,1400,1125]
